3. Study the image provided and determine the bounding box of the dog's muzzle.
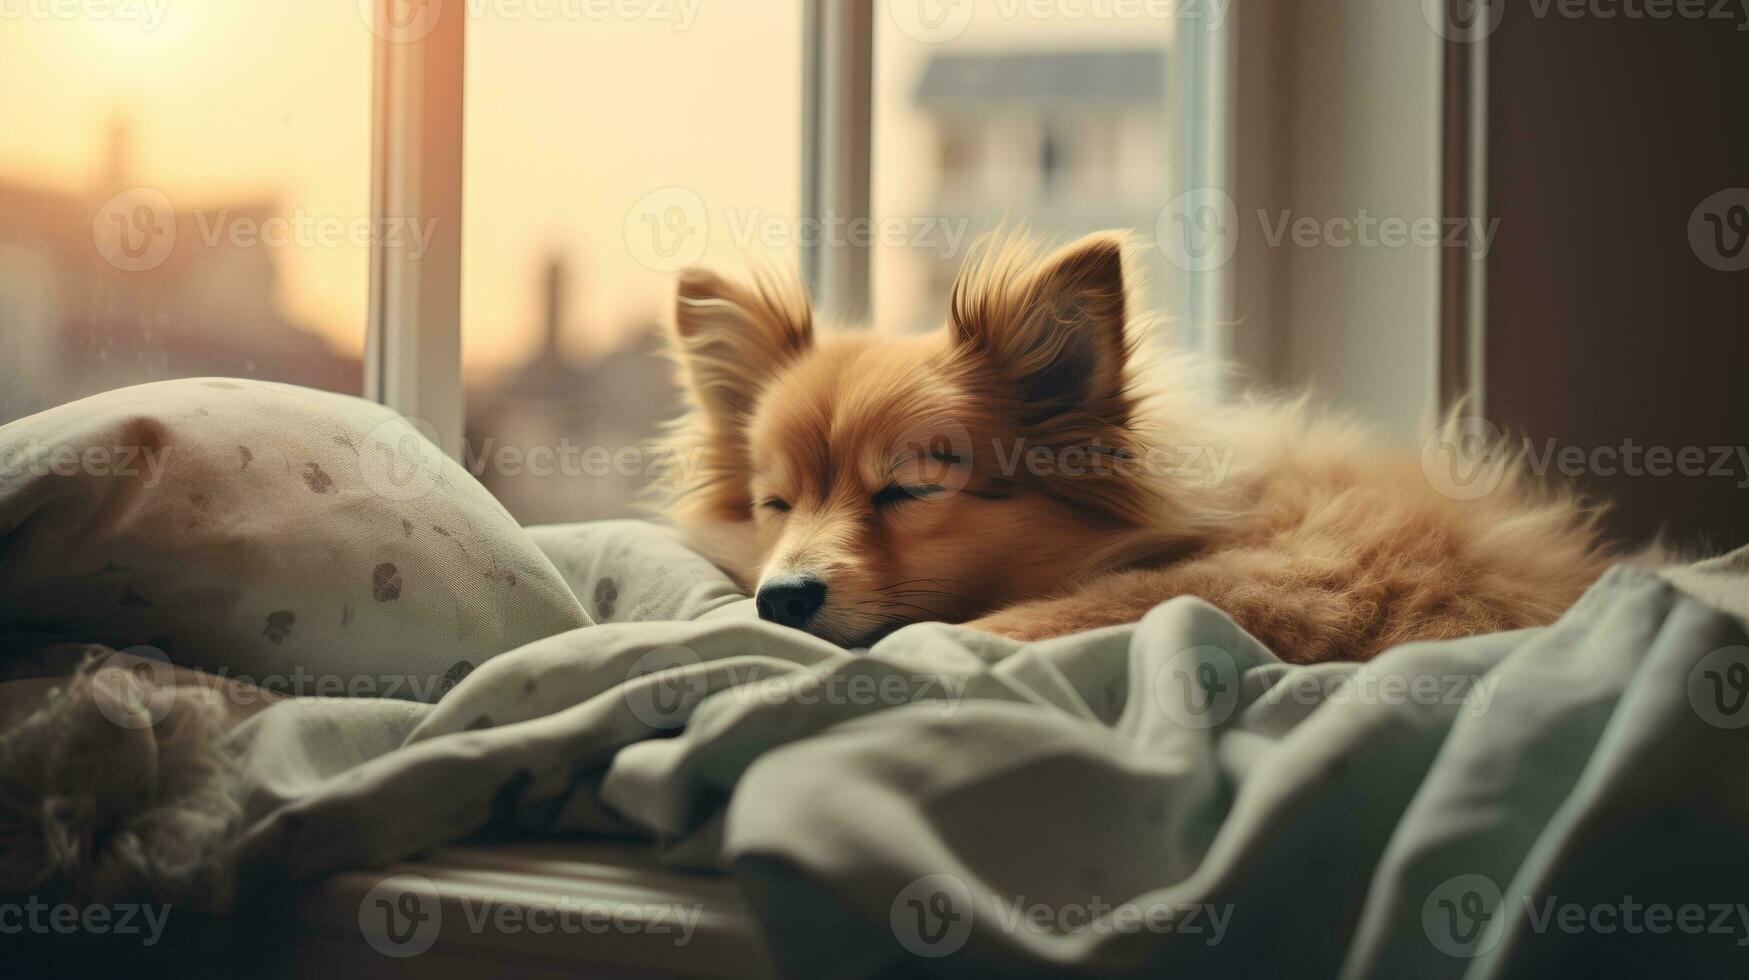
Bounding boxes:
[755,573,827,629]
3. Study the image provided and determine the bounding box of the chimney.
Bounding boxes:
[103,114,134,192]
[542,254,566,357]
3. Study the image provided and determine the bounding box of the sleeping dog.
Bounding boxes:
[659,231,1610,661]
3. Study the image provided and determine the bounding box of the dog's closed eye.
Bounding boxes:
[761,497,792,513]
[872,484,946,508]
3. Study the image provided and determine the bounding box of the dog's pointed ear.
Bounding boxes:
[672,267,813,423]
[950,232,1131,418]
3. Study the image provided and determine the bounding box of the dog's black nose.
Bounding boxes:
[756,575,827,629]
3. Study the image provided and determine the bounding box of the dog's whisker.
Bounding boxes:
[850,595,944,616]
[869,595,935,611]
[879,588,955,598]
[874,605,944,619]
[878,587,968,604]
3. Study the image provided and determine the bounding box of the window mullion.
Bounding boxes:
[801,0,874,324]
[365,0,466,458]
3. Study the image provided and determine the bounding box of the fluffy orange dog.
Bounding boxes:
[660,231,1610,662]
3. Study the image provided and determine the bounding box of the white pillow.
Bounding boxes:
[0,379,591,700]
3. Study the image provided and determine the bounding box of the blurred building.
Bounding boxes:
[464,257,679,526]
[910,48,1172,313]
[0,120,358,425]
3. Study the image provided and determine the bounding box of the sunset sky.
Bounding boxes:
[0,1,1166,372]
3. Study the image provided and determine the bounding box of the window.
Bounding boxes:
[872,2,1177,337]
[460,5,802,524]
[0,2,372,425]
[2,1,1220,521]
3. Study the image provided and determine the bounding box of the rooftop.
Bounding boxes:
[914,49,1167,111]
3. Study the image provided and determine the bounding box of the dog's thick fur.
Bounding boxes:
[0,654,240,904]
[659,231,1611,661]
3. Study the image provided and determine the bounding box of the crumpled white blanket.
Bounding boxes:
[216,520,1749,978]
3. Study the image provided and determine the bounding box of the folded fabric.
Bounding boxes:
[218,521,1749,978]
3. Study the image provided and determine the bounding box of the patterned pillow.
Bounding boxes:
[0,379,591,701]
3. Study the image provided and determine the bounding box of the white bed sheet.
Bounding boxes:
[275,839,773,979]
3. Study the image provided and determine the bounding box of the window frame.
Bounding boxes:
[365,0,466,457]
[1169,8,1236,369]
[364,0,1228,456]
[801,0,875,323]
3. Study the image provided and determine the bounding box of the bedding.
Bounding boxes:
[210,535,1749,978]
[2,405,1747,975]
[271,839,773,979]
[0,379,590,693]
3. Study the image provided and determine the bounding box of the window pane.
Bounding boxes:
[874,1,1177,334]
[463,6,801,525]
[0,2,372,425]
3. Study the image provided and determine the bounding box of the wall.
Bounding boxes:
[1230,0,1444,446]
[1483,9,1749,550]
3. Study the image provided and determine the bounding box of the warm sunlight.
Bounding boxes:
[6,5,1748,977]
[0,2,371,354]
